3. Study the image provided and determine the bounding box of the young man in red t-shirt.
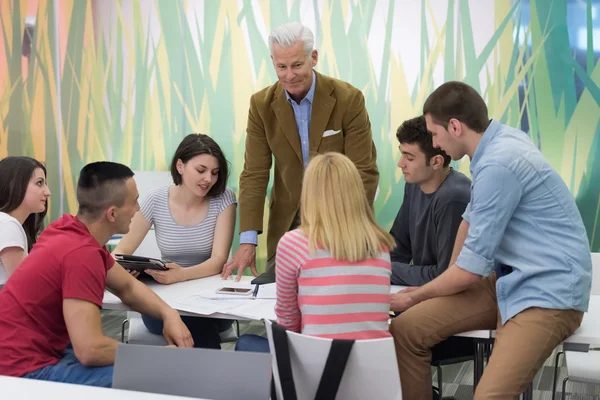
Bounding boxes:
[0,162,193,387]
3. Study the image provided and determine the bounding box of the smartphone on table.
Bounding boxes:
[215,287,253,295]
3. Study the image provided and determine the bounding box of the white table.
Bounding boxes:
[103,275,263,320]
[103,275,492,339]
[0,376,209,400]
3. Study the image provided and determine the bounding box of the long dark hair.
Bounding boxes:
[0,157,48,251]
[170,133,230,197]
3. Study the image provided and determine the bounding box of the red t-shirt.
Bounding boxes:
[0,214,114,377]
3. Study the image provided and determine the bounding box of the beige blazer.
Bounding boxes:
[239,71,379,259]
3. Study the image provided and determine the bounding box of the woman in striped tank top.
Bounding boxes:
[114,134,237,348]
[235,152,395,352]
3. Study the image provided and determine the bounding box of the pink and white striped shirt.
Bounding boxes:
[274,229,392,340]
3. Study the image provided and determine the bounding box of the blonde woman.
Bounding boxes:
[235,152,395,352]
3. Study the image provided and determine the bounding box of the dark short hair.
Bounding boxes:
[171,134,230,197]
[77,162,135,219]
[423,81,490,132]
[0,156,47,251]
[396,116,451,167]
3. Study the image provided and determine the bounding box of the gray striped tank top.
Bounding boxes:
[140,186,236,267]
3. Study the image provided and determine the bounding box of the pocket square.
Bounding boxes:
[323,129,341,137]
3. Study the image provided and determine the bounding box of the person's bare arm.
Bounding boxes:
[0,247,26,277]
[449,219,469,267]
[106,264,193,347]
[63,298,119,366]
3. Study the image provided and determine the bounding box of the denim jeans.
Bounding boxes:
[234,334,270,353]
[23,348,113,387]
[142,314,231,349]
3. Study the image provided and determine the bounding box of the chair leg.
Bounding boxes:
[437,365,443,398]
[121,319,129,343]
[473,341,486,392]
[551,351,564,400]
[561,376,569,400]
[234,320,240,337]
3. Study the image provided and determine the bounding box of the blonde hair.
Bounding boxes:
[300,153,395,261]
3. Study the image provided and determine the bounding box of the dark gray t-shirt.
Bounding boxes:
[390,169,471,286]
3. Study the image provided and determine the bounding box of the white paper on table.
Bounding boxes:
[225,299,277,321]
[169,296,248,315]
[254,283,276,299]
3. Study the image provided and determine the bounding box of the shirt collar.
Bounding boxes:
[470,119,500,172]
[285,70,316,105]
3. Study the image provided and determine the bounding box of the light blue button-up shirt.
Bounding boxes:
[455,119,592,324]
[240,72,317,246]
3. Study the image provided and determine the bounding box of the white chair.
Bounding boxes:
[121,311,239,345]
[122,311,167,345]
[133,170,173,201]
[264,319,402,400]
[561,350,600,399]
[552,252,600,399]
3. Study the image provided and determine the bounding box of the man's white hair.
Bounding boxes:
[268,22,314,55]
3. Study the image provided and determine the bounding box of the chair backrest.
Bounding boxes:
[133,170,173,203]
[130,170,169,259]
[264,319,402,400]
[132,230,161,259]
[112,343,272,400]
[591,252,600,296]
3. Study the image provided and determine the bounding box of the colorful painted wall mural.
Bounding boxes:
[1,0,599,268]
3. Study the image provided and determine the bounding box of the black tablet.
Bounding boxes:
[114,254,168,271]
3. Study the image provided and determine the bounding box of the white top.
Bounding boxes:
[140,186,236,267]
[0,375,209,400]
[0,211,28,285]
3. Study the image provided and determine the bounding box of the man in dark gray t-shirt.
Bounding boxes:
[391,116,474,387]
[391,116,471,286]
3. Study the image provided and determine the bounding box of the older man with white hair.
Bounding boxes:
[222,22,379,282]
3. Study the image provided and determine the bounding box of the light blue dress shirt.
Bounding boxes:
[455,119,592,324]
[240,72,317,246]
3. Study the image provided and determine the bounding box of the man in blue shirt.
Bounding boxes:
[389,81,592,399]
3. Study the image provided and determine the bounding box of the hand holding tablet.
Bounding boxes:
[114,254,169,272]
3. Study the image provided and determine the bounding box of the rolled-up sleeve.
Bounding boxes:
[462,201,472,223]
[456,164,522,276]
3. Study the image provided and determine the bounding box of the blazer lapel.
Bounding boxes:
[309,71,336,155]
[271,88,303,164]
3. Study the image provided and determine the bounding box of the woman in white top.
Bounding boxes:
[114,134,236,348]
[0,157,51,286]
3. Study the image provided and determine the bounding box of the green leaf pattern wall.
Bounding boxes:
[1,0,599,269]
